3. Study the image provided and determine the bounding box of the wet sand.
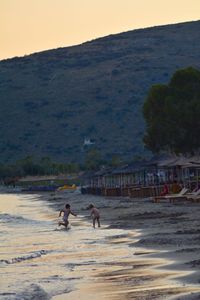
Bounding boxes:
[40,191,200,299]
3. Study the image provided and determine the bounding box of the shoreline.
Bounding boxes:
[36,191,200,299]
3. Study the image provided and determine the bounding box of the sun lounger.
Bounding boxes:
[188,196,200,203]
[186,189,200,202]
[168,188,200,203]
[153,187,188,203]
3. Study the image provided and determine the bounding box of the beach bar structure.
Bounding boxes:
[81,156,200,198]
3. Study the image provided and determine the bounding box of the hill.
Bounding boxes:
[0,20,200,163]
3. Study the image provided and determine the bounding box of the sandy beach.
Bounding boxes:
[42,191,200,300]
[1,191,200,300]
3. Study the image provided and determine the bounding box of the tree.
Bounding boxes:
[143,67,200,155]
[40,156,54,174]
[17,156,43,175]
[84,149,103,170]
[110,155,123,167]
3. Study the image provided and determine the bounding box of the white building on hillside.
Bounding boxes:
[83,138,95,146]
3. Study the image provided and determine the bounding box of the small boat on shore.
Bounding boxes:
[57,184,77,192]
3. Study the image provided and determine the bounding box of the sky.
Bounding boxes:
[0,0,200,60]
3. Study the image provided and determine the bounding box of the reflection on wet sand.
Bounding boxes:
[52,237,199,300]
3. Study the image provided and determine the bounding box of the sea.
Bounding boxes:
[0,192,139,300]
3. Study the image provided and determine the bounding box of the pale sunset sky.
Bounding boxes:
[0,0,200,60]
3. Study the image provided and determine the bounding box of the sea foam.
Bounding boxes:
[15,284,50,300]
[0,250,48,264]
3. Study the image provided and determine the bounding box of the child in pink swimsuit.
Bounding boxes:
[89,204,100,228]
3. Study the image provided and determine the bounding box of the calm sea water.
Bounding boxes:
[0,193,137,300]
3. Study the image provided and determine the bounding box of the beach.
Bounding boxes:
[46,191,200,299]
[1,191,200,299]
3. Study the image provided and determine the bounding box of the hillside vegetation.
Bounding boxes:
[0,20,200,163]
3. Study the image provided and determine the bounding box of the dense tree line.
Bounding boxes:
[0,151,123,181]
[143,67,200,155]
[0,156,80,181]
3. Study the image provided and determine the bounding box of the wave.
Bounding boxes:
[0,213,38,225]
[0,250,48,264]
[13,284,50,300]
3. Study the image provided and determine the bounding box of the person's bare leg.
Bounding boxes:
[64,220,69,228]
[97,217,100,228]
[93,218,95,228]
[59,221,69,227]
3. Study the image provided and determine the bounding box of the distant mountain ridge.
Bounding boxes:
[0,20,200,163]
